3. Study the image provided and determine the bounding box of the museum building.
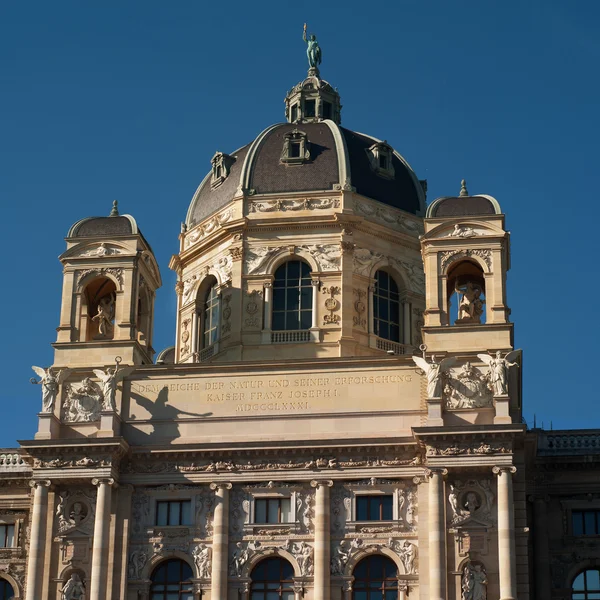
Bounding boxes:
[0,37,598,600]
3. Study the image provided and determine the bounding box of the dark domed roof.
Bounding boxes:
[67,201,140,238]
[186,121,426,227]
[426,182,501,218]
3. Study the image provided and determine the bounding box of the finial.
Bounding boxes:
[109,200,119,217]
[459,180,469,197]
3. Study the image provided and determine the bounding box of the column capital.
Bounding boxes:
[492,465,517,476]
[342,580,353,592]
[311,278,320,286]
[92,477,115,487]
[398,581,409,592]
[29,479,51,489]
[210,482,233,491]
[424,467,448,479]
[310,479,334,488]
[292,583,304,594]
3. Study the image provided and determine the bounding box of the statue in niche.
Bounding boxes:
[93,357,135,411]
[477,350,520,396]
[128,549,148,580]
[92,293,115,338]
[69,501,87,524]
[455,281,485,324]
[61,573,86,600]
[31,366,71,413]
[303,23,322,70]
[462,562,488,600]
[412,354,457,399]
[464,491,480,514]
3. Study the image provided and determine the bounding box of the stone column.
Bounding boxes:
[311,480,333,600]
[531,496,551,600]
[263,282,273,330]
[403,301,411,345]
[398,581,409,600]
[293,582,304,600]
[25,479,51,600]
[342,580,353,600]
[493,466,518,600]
[90,477,115,600]
[427,468,448,600]
[210,482,232,600]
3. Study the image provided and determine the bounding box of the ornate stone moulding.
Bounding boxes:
[183,207,235,250]
[352,196,424,236]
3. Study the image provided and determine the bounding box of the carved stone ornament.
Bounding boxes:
[34,455,111,469]
[440,248,492,272]
[443,363,493,409]
[131,490,150,536]
[388,538,418,574]
[214,255,233,283]
[246,246,286,274]
[221,293,232,335]
[353,249,425,294]
[181,275,198,305]
[447,224,477,238]
[76,267,123,288]
[229,487,249,535]
[79,243,122,257]
[62,379,103,423]
[293,541,314,576]
[331,485,352,532]
[56,490,96,536]
[249,197,340,212]
[185,209,233,248]
[195,488,214,538]
[61,573,86,600]
[322,286,341,325]
[180,318,191,356]
[296,488,315,533]
[245,244,341,274]
[353,288,367,329]
[192,543,211,578]
[229,540,261,576]
[448,480,495,527]
[353,198,423,234]
[244,289,262,328]
[426,441,511,457]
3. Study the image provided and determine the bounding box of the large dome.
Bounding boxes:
[186,121,426,227]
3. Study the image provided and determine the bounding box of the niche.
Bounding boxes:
[447,261,486,325]
[82,277,117,341]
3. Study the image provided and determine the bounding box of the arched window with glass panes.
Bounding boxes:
[353,555,399,599]
[272,260,313,332]
[150,559,194,600]
[196,276,220,361]
[372,269,410,352]
[0,579,14,600]
[572,569,600,600]
[251,557,295,600]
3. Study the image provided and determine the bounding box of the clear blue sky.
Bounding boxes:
[1,1,598,446]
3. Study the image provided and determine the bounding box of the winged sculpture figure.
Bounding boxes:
[93,363,135,411]
[31,366,72,412]
[476,350,520,396]
[412,355,457,399]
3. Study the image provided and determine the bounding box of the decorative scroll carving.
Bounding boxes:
[444,363,492,409]
[185,209,233,248]
[214,255,233,283]
[331,539,363,575]
[427,442,511,457]
[322,286,341,325]
[353,288,367,329]
[62,379,103,423]
[181,276,198,305]
[249,198,339,212]
[76,267,123,288]
[440,249,492,272]
[353,199,423,234]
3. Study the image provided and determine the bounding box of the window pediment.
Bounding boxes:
[281,129,310,165]
[366,141,395,179]
[211,152,235,188]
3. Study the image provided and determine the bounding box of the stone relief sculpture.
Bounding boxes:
[62,378,103,423]
[131,491,150,536]
[462,562,488,600]
[412,354,457,399]
[299,244,341,271]
[294,541,314,576]
[229,540,261,576]
[93,358,135,411]
[195,489,214,538]
[192,543,211,578]
[448,480,495,526]
[31,366,71,412]
[455,281,485,324]
[477,351,520,396]
[128,549,148,579]
[449,224,476,238]
[92,293,116,338]
[444,362,493,409]
[56,490,95,535]
[61,573,86,600]
[388,539,418,574]
[229,488,249,535]
[296,490,315,533]
[331,485,352,532]
[331,539,363,575]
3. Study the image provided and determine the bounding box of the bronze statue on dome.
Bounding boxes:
[303,23,322,72]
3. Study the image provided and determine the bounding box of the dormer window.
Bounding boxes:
[281,129,310,165]
[366,142,395,180]
[211,152,235,189]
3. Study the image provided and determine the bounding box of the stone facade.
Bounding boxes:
[3,54,596,600]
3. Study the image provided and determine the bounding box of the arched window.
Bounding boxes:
[251,557,294,600]
[201,281,220,349]
[353,555,398,599]
[0,579,14,600]
[272,261,312,331]
[573,569,600,599]
[373,270,401,343]
[150,559,194,600]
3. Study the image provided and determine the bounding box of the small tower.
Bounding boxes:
[419,181,512,353]
[53,201,161,367]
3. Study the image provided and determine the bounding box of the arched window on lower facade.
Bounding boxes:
[150,559,194,600]
[251,557,294,600]
[353,555,399,600]
[373,270,401,344]
[572,569,600,599]
[272,260,313,332]
[195,276,220,362]
[0,578,14,600]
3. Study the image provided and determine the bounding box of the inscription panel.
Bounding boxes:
[126,367,421,420]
